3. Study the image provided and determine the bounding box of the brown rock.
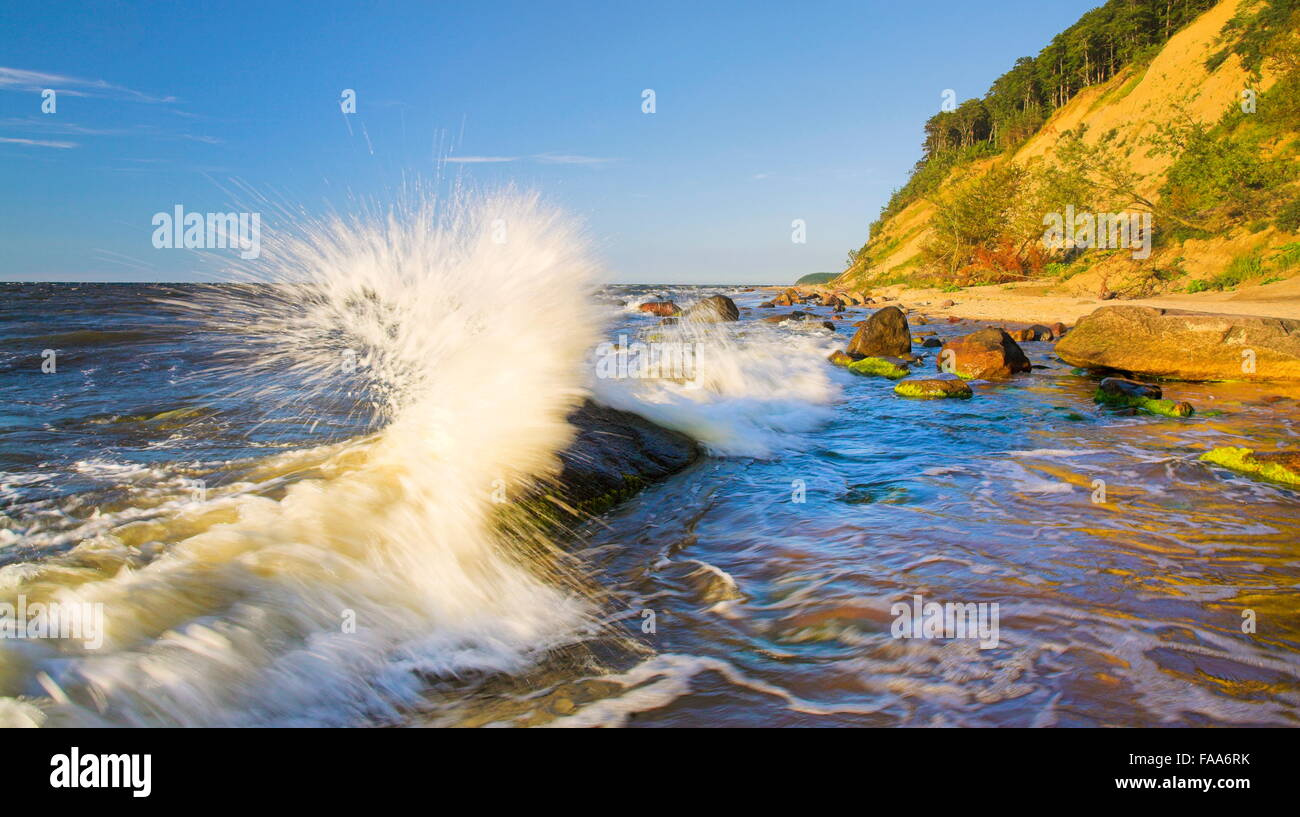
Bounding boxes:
[846,306,911,359]
[1007,324,1053,343]
[639,301,679,317]
[772,288,800,307]
[937,328,1031,380]
[1055,306,1300,382]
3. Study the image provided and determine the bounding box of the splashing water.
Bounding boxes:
[593,318,840,458]
[0,191,612,727]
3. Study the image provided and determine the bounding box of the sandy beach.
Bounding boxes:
[772,275,1300,326]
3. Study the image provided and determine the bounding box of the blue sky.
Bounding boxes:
[0,0,1092,284]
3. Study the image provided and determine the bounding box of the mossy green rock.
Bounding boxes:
[894,378,973,399]
[1093,388,1193,417]
[846,356,910,379]
[1200,447,1300,487]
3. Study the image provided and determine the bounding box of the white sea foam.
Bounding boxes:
[593,320,839,458]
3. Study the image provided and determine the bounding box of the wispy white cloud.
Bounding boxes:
[444,153,615,166]
[444,155,520,163]
[534,153,614,166]
[0,117,221,145]
[0,136,77,149]
[0,66,178,104]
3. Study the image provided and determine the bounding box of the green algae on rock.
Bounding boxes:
[846,356,910,379]
[1093,387,1194,417]
[1200,447,1300,487]
[894,378,973,399]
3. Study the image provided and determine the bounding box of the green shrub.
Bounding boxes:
[1277,199,1300,233]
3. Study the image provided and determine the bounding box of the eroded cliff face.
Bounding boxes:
[836,0,1299,300]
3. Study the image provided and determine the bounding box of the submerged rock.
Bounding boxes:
[1093,386,1194,418]
[937,328,1031,380]
[1200,447,1300,487]
[1055,306,1300,382]
[847,305,911,358]
[893,378,973,399]
[683,294,740,323]
[763,311,802,323]
[1097,377,1162,400]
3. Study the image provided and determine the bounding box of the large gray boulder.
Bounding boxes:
[1055,306,1300,382]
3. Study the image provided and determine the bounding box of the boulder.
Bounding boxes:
[937,328,1031,380]
[639,301,680,317]
[540,400,700,521]
[683,294,740,323]
[772,288,801,307]
[894,378,973,399]
[1055,306,1300,382]
[847,305,911,358]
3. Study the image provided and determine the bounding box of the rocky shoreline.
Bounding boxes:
[763,285,1300,487]
[563,286,1298,525]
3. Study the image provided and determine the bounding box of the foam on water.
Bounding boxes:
[593,316,840,458]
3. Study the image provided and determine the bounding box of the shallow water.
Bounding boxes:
[2,281,1298,727]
